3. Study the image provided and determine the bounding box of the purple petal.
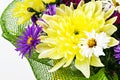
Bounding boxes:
[44,4,56,16]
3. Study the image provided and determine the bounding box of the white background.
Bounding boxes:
[0,0,36,80]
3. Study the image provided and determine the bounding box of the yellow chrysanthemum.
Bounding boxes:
[42,0,56,3]
[12,0,45,25]
[36,1,118,78]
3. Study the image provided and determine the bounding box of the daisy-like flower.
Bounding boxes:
[16,24,42,58]
[36,1,118,78]
[12,0,45,25]
[79,31,110,58]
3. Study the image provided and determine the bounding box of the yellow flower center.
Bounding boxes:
[115,2,119,6]
[27,37,33,45]
[112,0,119,7]
[88,38,97,48]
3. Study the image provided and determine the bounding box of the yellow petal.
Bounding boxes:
[36,43,51,53]
[106,17,117,24]
[48,58,66,72]
[104,6,115,20]
[36,20,49,29]
[108,37,119,47]
[38,48,54,58]
[90,55,104,67]
[56,5,65,16]
[83,2,96,18]
[42,0,55,3]
[95,1,102,14]
[75,58,90,78]
[63,54,74,67]
[48,50,63,59]
[117,6,120,13]
[100,24,117,35]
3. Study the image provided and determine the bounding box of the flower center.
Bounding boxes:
[115,2,119,7]
[112,0,119,7]
[88,38,97,48]
[27,37,33,45]
[74,31,79,35]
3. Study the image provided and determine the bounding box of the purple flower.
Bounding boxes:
[61,0,81,7]
[44,4,56,16]
[15,23,42,58]
[31,15,38,23]
[114,42,120,64]
[111,10,120,25]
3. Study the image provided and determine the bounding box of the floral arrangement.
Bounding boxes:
[1,0,120,79]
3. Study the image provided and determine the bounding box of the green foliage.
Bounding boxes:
[0,0,118,80]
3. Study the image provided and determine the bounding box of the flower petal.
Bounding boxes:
[108,37,119,47]
[75,58,90,78]
[104,6,115,20]
[48,58,66,72]
[90,55,104,67]
[38,48,54,58]
[106,17,117,24]
[63,54,74,67]
[100,24,117,35]
[36,43,51,53]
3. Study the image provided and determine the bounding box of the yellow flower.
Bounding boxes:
[36,1,118,78]
[12,0,45,25]
[42,0,56,3]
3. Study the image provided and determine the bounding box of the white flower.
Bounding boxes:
[78,31,110,57]
[100,0,112,12]
[101,0,120,12]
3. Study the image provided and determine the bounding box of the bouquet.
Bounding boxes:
[1,0,120,79]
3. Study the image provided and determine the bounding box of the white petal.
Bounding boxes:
[93,47,105,57]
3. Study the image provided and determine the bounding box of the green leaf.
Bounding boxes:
[113,72,118,80]
[90,68,108,80]
[0,0,109,80]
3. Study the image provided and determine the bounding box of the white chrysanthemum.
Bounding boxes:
[79,31,110,57]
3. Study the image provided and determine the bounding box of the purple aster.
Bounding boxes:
[15,23,42,58]
[114,42,120,64]
[44,4,56,16]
